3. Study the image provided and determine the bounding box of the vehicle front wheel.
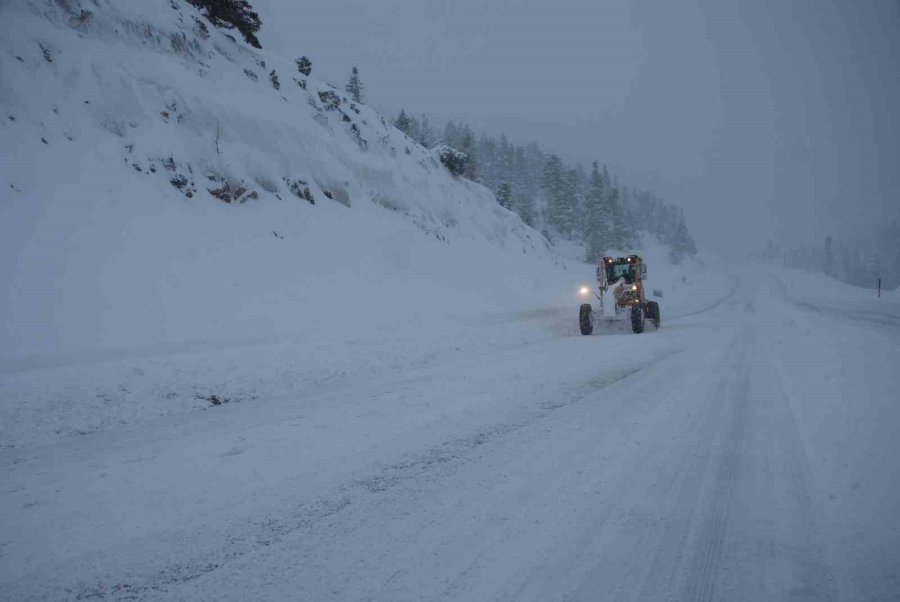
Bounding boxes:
[631,304,645,334]
[579,303,593,335]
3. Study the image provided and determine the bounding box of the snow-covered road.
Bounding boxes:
[2,271,898,601]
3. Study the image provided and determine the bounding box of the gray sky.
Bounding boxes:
[253,0,900,257]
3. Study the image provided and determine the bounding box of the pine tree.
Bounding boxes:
[478,133,498,190]
[584,161,611,263]
[541,156,562,225]
[440,121,455,147]
[515,194,536,226]
[496,182,512,209]
[418,114,436,147]
[542,155,576,236]
[394,110,411,136]
[566,166,587,236]
[608,185,626,249]
[459,127,478,180]
[599,166,627,250]
[345,66,364,103]
[407,115,421,143]
[187,0,262,48]
[668,211,696,264]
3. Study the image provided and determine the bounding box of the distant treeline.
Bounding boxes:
[393,110,696,264]
[762,221,900,291]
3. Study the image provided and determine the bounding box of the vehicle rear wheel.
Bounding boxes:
[579,303,593,335]
[631,304,645,334]
[646,301,660,329]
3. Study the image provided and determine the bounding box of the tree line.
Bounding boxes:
[394,112,697,264]
[184,1,697,264]
[764,222,900,291]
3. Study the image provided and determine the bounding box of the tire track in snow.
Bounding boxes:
[758,338,840,601]
[772,275,900,332]
[680,369,750,602]
[56,351,679,602]
[635,317,838,602]
[627,330,747,602]
[666,276,740,322]
[793,299,900,331]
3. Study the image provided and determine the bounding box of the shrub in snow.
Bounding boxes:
[433,145,469,178]
[53,1,93,30]
[295,56,312,76]
[39,43,53,63]
[324,185,351,207]
[206,174,258,203]
[318,90,340,111]
[350,122,368,151]
[269,70,280,90]
[170,31,188,55]
[283,178,315,204]
[186,0,262,49]
[169,174,196,198]
[193,16,210,39]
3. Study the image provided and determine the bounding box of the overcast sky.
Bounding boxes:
[253,0,899,257]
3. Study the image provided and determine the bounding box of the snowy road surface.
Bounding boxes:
[2,271,898,601]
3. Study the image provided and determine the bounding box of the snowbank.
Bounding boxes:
[771,265,900,311]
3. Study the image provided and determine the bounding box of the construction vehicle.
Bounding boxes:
[578,255,660,335]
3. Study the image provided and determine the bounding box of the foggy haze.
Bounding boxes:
[252,0,899,257]
[4,2,900,598]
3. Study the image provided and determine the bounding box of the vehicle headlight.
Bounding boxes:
[579,286,590,296]
[631,285,638,291]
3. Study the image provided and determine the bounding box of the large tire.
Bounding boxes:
[646,301,660,329]
[579,303,593,335]
[631,304,645,334]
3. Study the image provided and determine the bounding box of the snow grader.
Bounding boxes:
[578,255,660,335]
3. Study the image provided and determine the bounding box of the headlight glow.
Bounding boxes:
[579,286,590,296]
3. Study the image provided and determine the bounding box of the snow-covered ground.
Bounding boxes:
[0,234,725,450]
[2,266,899,601]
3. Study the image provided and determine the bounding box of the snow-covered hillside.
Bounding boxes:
[0,0,567,361]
